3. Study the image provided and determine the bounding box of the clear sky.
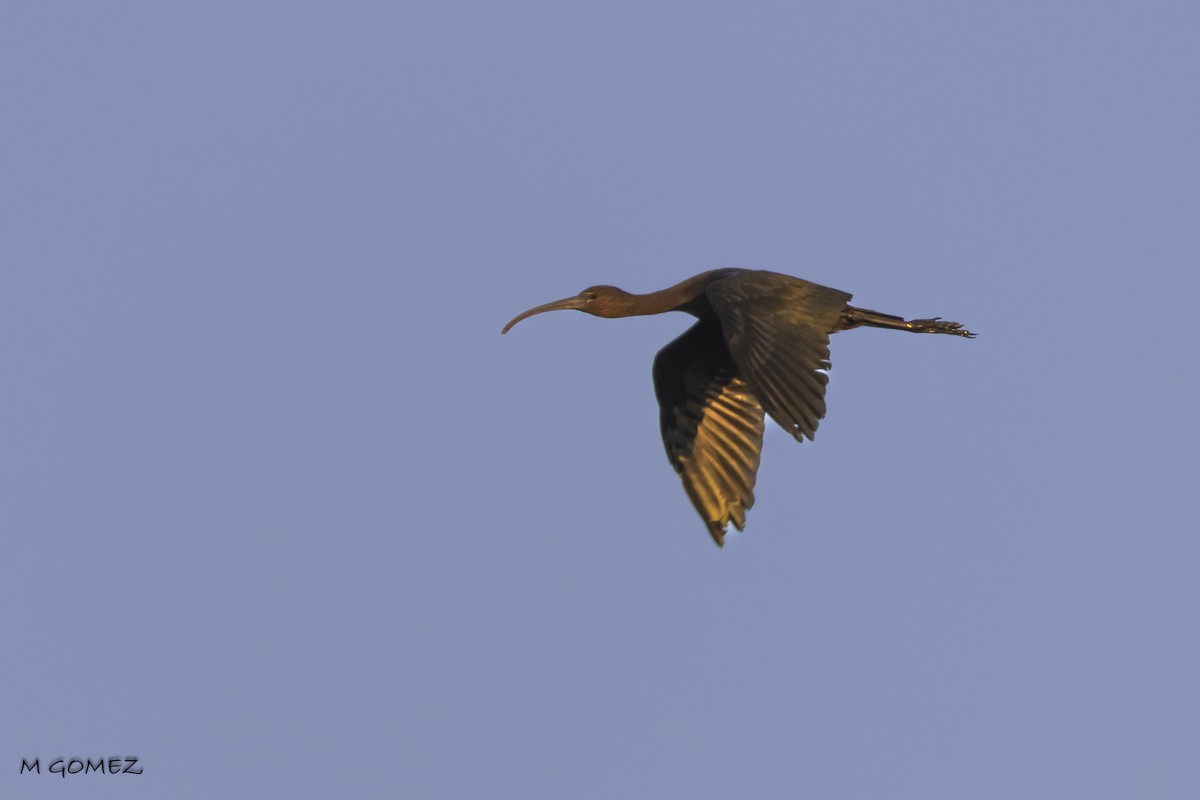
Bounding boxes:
[3,2,1199,797]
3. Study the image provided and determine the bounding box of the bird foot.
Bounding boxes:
[909,317,977,338]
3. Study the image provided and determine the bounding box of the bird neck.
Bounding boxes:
[613,286,691,317]
[622,270,727,318]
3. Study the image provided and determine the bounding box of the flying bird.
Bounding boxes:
[502,269,974,546]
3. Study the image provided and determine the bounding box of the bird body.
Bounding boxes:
[503,269,973,546]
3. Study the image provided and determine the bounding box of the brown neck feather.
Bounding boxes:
[617,270,732,318]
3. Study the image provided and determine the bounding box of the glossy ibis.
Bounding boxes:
[502,269,974,546]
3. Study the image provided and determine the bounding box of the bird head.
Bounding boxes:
[501,285,631,333]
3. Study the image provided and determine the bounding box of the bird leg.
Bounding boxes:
[835,306,976,338]
[907,317,976,337]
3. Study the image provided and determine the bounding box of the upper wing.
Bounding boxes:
[653,321,766,546]
[706,270,852,442]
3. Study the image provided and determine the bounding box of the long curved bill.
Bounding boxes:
[501,295,587,334]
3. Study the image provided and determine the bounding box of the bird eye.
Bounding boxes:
[587,292,598,301]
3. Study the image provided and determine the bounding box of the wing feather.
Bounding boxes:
[653,322,766,546]
[706,271,852,442]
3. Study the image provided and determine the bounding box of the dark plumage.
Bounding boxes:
[502,269,974,545]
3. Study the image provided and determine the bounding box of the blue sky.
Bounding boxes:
[3,2,1199,797]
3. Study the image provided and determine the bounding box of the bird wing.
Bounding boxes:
[653,322,766,546]
[706,270,853,442]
